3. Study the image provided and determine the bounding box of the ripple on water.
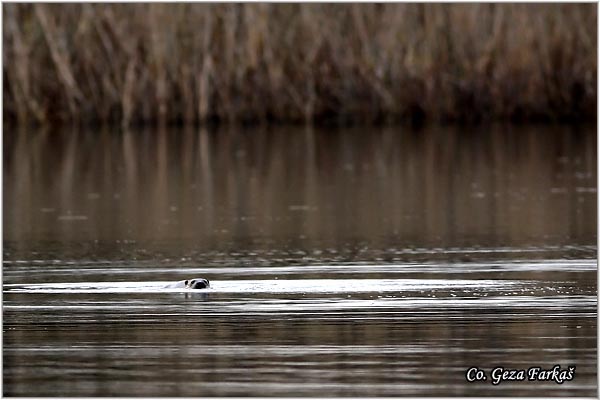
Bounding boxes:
[2,259,596,283]
[5,278,531,294]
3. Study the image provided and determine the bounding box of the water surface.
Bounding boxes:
[3,125,597,396]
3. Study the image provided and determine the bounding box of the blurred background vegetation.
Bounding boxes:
[3,3,597,126]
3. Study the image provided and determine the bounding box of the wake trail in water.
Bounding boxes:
[5,278,535,294]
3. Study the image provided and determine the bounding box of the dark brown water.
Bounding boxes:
[3,125,597,396]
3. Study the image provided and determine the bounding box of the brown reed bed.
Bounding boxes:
[3,3,597,126]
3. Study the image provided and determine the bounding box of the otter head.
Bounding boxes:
[184,278,210,289]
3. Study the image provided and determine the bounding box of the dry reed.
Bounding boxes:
[3,3,597,126]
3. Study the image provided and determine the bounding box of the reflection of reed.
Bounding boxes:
[152,127,170,240]
[4,126,597,252]
[198,127,215,244]
[3,4,596,125]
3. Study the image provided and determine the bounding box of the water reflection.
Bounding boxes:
[4,125,597,259]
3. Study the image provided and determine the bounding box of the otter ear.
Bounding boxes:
[184,280,188,286]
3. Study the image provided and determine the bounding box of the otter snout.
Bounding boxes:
[185,278,210,289]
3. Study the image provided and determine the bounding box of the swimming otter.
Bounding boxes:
[165,278,210,289]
